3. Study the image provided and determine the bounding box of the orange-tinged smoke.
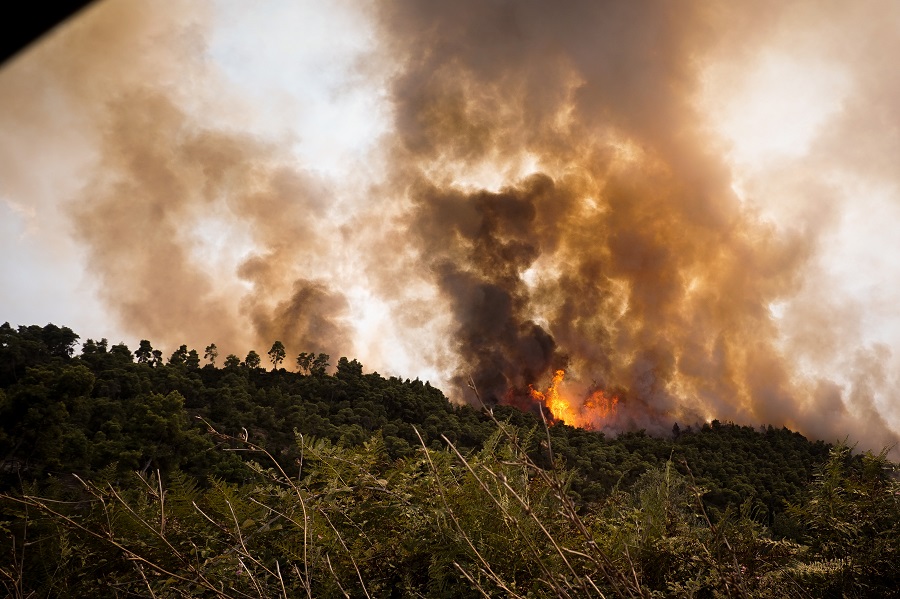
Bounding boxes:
[529,370,619,430]
[3,0,900,454]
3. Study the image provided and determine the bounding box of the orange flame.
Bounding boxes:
[584,388,619,421]
[528,369,618,428]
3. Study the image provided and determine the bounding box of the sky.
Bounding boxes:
[1,0,899,452]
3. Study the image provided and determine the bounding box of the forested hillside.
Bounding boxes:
[2,323,899,597]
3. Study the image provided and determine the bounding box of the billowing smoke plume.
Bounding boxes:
[0,1,354,363]
[2,0,899,451]
[373,0,899,447]
[71,88,352,361]
[375,1,811,430]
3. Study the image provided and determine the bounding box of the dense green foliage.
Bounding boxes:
[1,323,898,597]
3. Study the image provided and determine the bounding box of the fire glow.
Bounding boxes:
[6,0,899,453]
[528,370,619,429]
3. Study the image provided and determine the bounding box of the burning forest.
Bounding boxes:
[3,8,900,595]
[1,0,899,453]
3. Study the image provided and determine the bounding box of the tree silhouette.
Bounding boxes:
[169,344,188,366]
[297,351,329,375]
[245,350,261,370]
[203,343,218,367]
[267,341,286,371]
[296,351,312,373]
[134,340,153,364]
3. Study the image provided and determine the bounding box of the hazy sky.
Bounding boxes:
[1,0,899,451]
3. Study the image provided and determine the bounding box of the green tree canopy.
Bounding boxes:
[109,342,132,362]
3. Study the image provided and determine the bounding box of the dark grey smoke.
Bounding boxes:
[1,0,898,450]
[370,1,806,431]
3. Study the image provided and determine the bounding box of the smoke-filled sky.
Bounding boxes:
[2,0,900,452]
